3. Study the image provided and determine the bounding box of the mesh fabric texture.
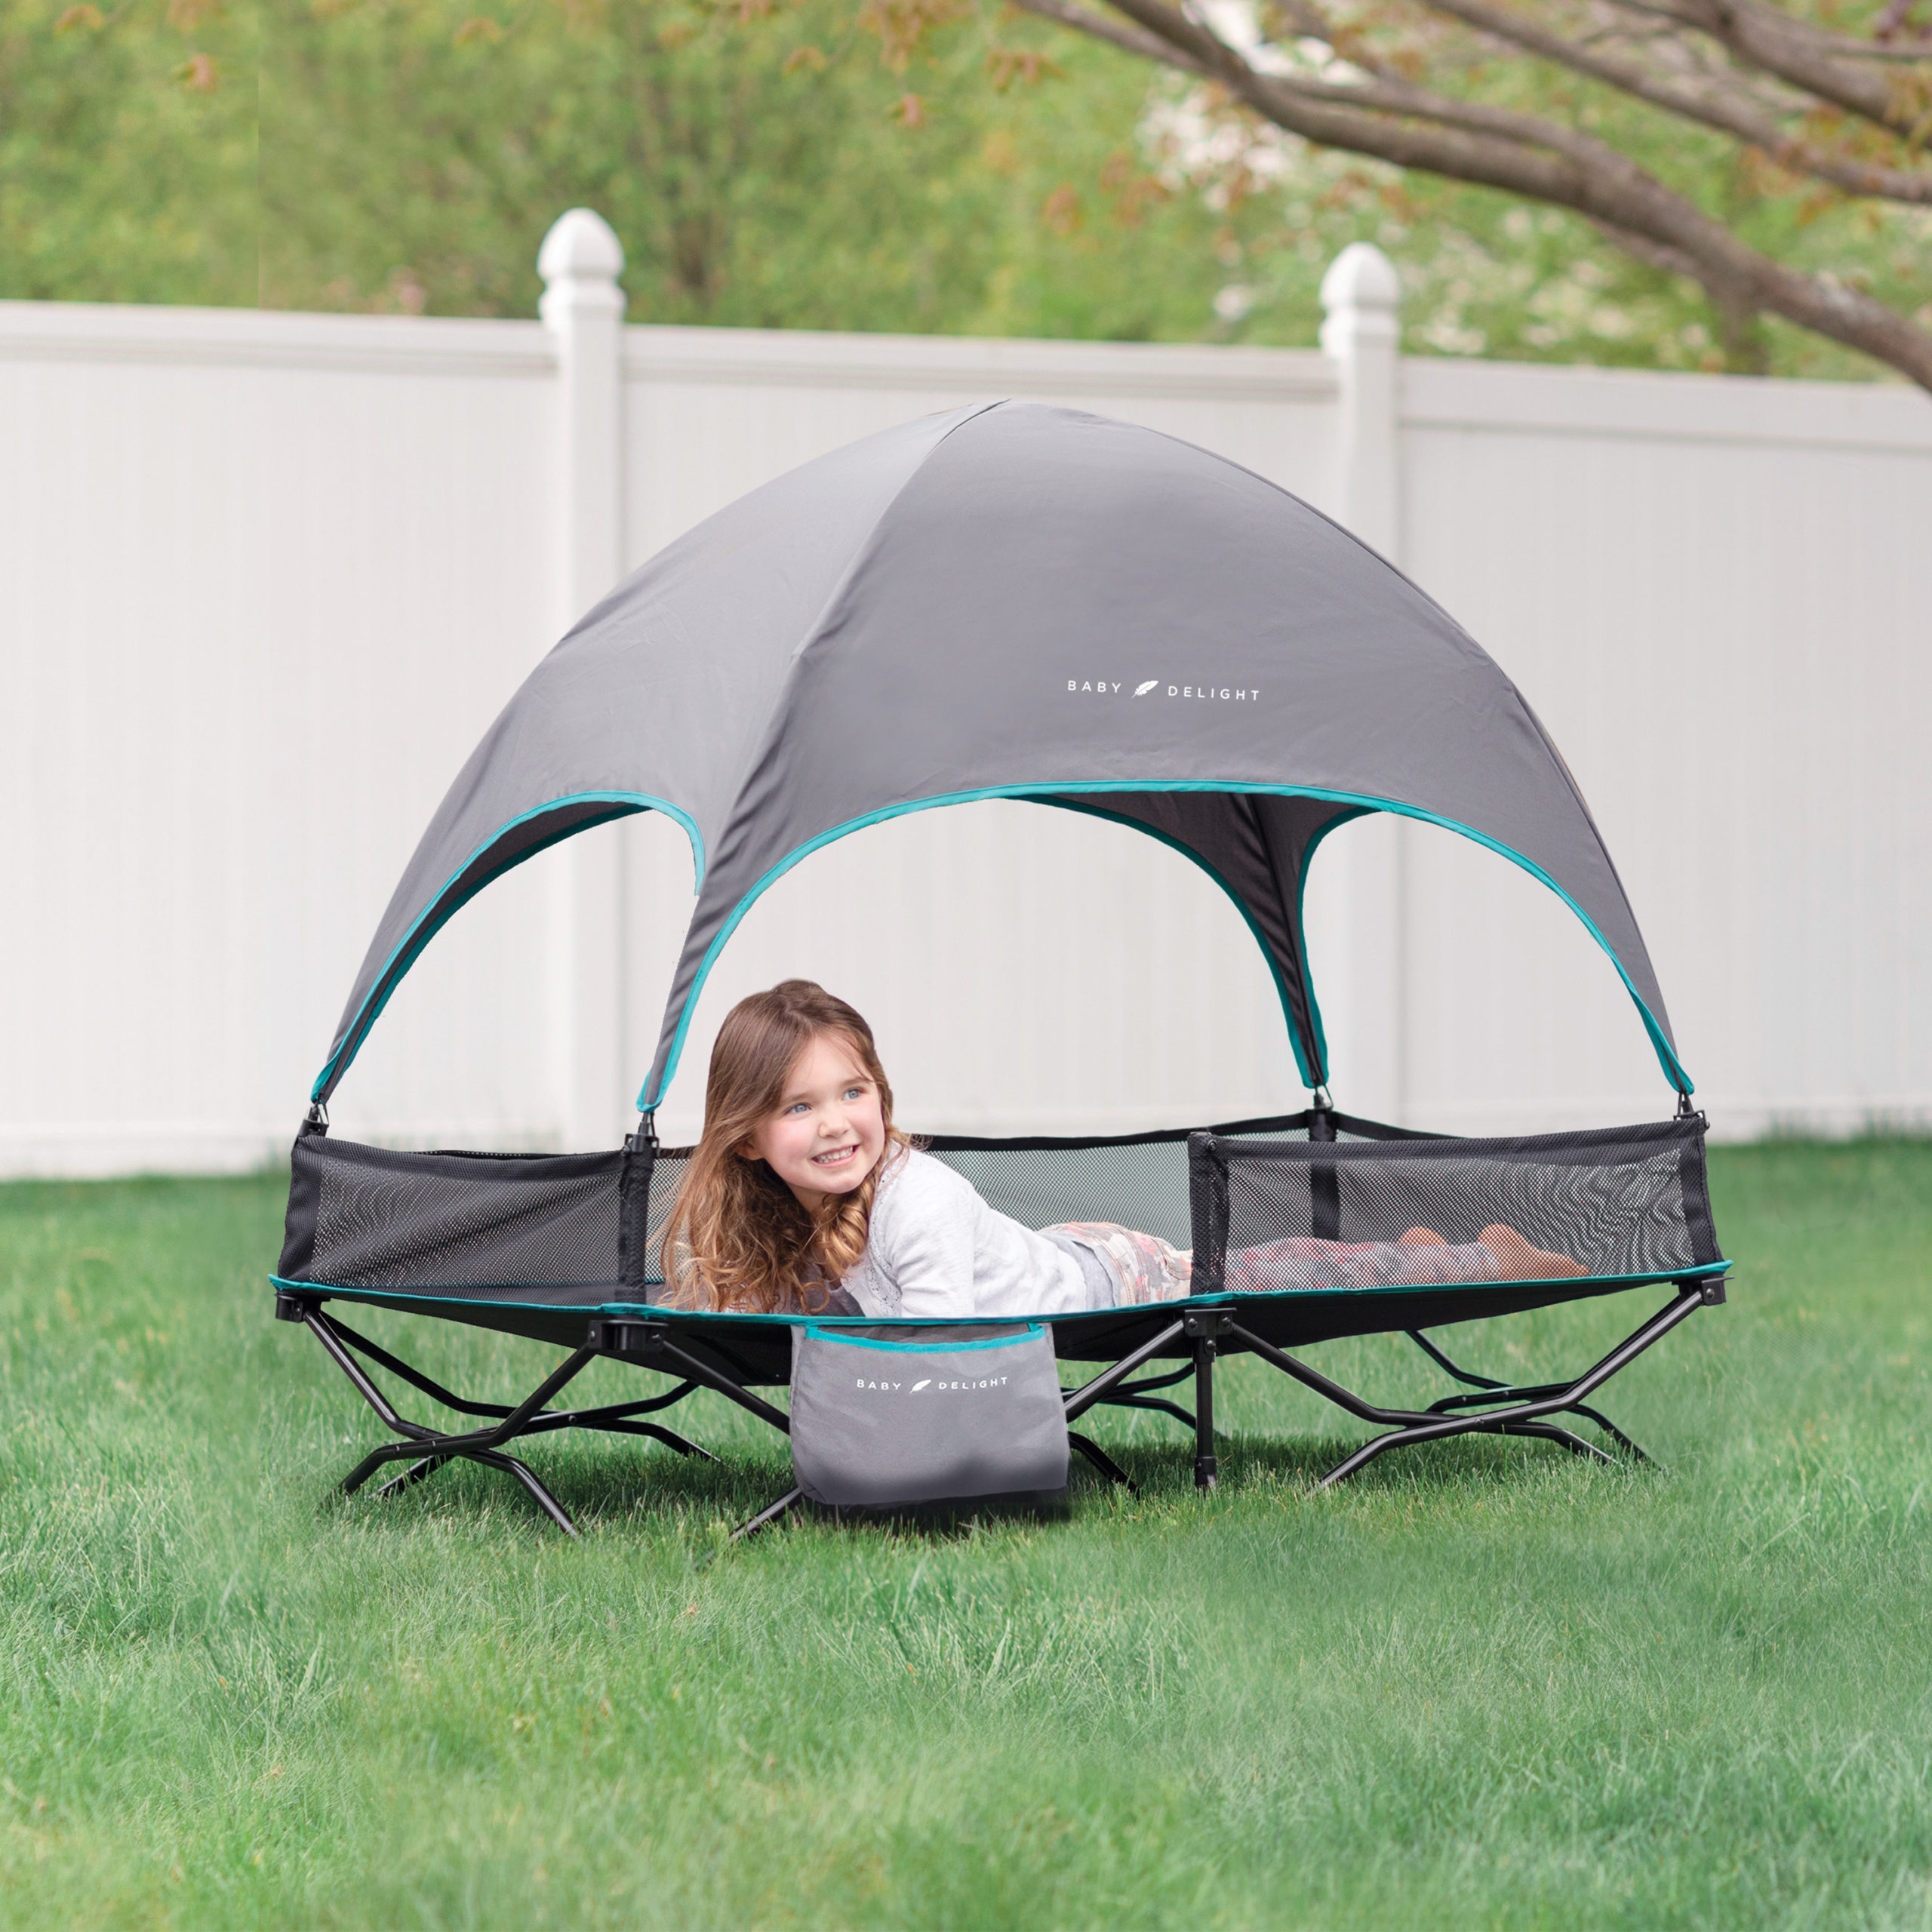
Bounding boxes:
[278,1111,1721,1321]
[280,1130,622,1297]
[1192,1118,1720,1293]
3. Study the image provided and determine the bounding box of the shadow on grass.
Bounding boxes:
[1216,1426,1654,1494]
[312,1407,1650,1543]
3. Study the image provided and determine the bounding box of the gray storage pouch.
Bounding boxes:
[788,1322,1069,1509]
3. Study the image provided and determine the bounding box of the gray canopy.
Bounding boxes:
[312,400,1690,1115]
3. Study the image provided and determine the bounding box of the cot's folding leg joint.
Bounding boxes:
[588,1317,668,1359]
[1182,1308,1235,1340]
[275,1289,318,1324]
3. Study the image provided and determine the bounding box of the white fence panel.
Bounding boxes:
[1397,361,1932,1137]
[2,223,1927,1175]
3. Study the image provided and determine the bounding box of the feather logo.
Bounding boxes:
[910,1379,932,1392]
[1134,678,1160,696]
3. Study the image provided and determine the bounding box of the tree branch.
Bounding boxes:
[1010,0,1208,73]
[1604,0,1929,132]
[1081,0,1932,386]
[1420,0,1932,203]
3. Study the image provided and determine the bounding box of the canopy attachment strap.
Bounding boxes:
[1307,1091,1340,1239]
[618,1113,661,1296]
[304,1100,329,1133]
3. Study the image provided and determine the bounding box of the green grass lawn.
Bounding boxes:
[3,1142,1930,1930]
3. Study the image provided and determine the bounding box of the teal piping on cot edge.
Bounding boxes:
[310,790,703,1103]
[803,1324,1046,1352]
[638,780,1693,1109]
[1037,795,1318,1088]
[269,1263,1732,1324]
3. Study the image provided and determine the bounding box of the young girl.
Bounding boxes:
[662,980,1584,1318]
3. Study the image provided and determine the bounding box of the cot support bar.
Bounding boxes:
[1225,1280,1709,1488]
[1078,1361,1198,1430]
[1061,1320,1189,1423]
[323,1312,703,1423]
[283,1300,717,1536]
[592,1321,793,1435]
[331,1327,603,1529]
[1404,1325,1651,1460]
[1058,1321,1189,1429]
[1404,1326,1507,1391]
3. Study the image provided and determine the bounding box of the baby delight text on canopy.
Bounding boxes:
[1066,679,1262,700]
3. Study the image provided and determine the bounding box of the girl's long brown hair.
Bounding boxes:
[660,980,910,1313]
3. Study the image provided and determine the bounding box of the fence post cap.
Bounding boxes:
[1319,241,1401,315]
[538,208,626,286]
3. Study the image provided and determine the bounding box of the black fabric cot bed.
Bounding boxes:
[273,1104,1730,1535]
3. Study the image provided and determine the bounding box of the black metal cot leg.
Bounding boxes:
[1061,1319,1191,1422]
[1079,1362,1198,1430]
[1066,1432,1137,1494]
[330,1330,603,1527]
[731,1487,806,1542]
[466,1448,583,1536]
[1275,1281,1710,1489]
[1192,1337,1218,1489]
[1406,1327,1654,1463]
[375,1454,449,1497]
[281,1298,731,1535]
[1185,1308,1233,1491]
[1496,1420,1617,1466]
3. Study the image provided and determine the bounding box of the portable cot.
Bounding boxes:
[273,401,1730,1533]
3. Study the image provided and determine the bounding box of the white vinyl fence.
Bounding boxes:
[2,212,1927,1176]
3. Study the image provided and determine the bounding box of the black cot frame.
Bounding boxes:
[272,1108,1729,1537]
[273,1272,1724,1538]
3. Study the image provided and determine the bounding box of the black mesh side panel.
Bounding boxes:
[277,1111,1717,1314]
[278,1123,325,1278]
[1677,1135,1722,1266]
[641,1146,694,1294]
[1193,1118,1721,1291]
[284,1134,623,1291]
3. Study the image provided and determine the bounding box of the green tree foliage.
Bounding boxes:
[255,0,1243,334]
[0,0,255,303]
[1,0,1918,377]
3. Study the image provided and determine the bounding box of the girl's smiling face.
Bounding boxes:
[744,1031,885,1210]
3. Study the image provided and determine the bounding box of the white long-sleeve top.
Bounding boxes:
[839,1146,1104,1320]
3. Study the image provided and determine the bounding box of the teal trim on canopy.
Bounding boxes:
[639,781,1694,1112]
[312,790,703,1103]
